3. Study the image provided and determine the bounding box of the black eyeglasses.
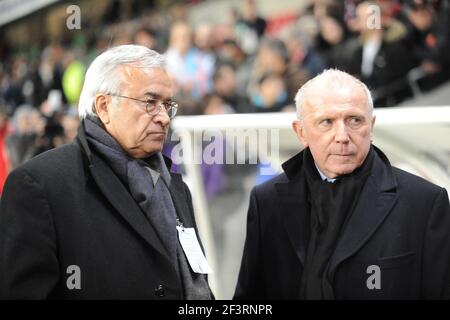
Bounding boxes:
[106,94,178,119]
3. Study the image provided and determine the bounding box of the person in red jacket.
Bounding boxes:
[0,102,12,194]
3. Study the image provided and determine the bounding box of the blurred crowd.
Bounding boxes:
[1,0,449,193]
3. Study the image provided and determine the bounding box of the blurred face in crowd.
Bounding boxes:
[258,44,287,74]
[355,1,381,34]
[218,42,245,65]
[293,77,375,178]
[312,0,330,19]
[243,0,257,20]
[408,4,434,31]
[203,95,229,115]
[320,16,344,45]
[134,30,156,50]
[95,66,172,159]
[194,23,213,51]
[170,22,192,55]
[259,74,286,107]
[214,64,237,97]
[16,109,45,135]
[62,115,80,142]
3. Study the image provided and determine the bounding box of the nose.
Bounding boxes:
[152,108,171,128]
[334,120,350,144]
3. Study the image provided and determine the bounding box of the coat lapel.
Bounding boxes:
[328,147,399,277]
[276,179,310,265]
[88,155,174,265]
[276,147,399,276]
[276,151,311,265]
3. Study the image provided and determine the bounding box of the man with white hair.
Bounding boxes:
[0,45,213,300]
[234,69,450,299]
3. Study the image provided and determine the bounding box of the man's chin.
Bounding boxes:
[328,164,359,177]
[143,148,163,157]
[130,144,163,159]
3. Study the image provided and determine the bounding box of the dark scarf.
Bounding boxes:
[299,146,375,299]
[83,116,212,300]
[84,116,178,264]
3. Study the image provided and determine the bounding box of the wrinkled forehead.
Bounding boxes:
[303,81,371,117]
[118,65,173,98]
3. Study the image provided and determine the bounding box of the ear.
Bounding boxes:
[292,119,308,147]
[94,94,111,125]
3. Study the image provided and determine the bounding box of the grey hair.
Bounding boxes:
[78,44,166,119]
[294,69,374,121]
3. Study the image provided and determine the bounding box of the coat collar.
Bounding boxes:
[276,145,398,271]
[276,150,310,265]
[76,119,188,268]
[281,149,305,181]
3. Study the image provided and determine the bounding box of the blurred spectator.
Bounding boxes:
[5,105,46,170]
[216,40,254,97]
[316,15,352,68]
[338,1,415,106]
[403,0,450,89]
[282,26,327,77]
[40,90,65,149]
[296,11,322,42]
[133,26,158,50]
[250,73,290,112]
[165,22,215,104]
[0,101,12,193]
[61,107,80,144]
[242,0,267,37]
[235,0,267,55]
[201,93,235,115]
[247,37,310,103]
[194,23,214,54]
[2,56,27,109]
[103,0,122,24]
[305,0,346,20]
[213,64,250,113]
[37,44,66,105]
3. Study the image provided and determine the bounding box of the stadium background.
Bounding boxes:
[1,0,449,298]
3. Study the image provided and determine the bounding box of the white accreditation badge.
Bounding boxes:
[176,225,213,274]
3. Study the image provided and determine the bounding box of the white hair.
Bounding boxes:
[294,69,374,121]
[78,45,166,119]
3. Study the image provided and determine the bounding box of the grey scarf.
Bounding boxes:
[84,116,212,300]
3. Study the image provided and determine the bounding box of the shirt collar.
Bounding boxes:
[145,166,160,187]
[315,164,336,183]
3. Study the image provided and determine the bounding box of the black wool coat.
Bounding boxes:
[0,124,209,299]
[234,147,450,299]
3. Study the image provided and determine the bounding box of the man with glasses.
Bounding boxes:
[0,45,213,299]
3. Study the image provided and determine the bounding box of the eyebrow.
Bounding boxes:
[313,109,366,118]
[143,92,173,102]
